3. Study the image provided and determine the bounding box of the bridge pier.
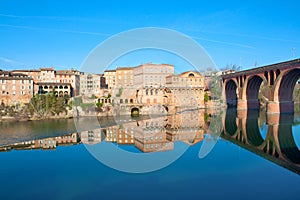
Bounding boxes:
[267,113,280,125]
[237,100,260,110]
[267,101,294,114]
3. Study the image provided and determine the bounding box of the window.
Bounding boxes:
[1,80,6,84]
[12,86,15,90]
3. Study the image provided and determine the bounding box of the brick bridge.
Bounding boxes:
[221,59,300,113]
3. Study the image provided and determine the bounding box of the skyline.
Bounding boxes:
[1,0,300,72]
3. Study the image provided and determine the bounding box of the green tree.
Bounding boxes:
[208,76,222,101]
[116,87,123,97]
[204,92,209,103]
[28,93,70,118]
[96,102,103,107]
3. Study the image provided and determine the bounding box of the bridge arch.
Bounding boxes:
[131,107,139,117]
[243,75,267,109]
[270,70,275,85]
[276,69,300,102]
[224,79,238,107]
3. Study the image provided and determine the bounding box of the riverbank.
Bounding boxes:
[0,113,74,122]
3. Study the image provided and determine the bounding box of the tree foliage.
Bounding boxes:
[29,92,70,118]
[208,76,222,101]
[204,92,209,102]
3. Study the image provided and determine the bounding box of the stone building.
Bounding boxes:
[107,64,174,110]
[115,67,134,88]
[11,67,81,97]
[79,73,102,97]
[40,67,56,82]
[133,63,174,88]
[54,69,80,96]
[0,70,34,105]
[36,82,72,97]
[11,69,41,94]
[166,71,206,108]
[103,70,116,90]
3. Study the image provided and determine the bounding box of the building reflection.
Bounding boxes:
[0,132,79,152]
[0,110,207,153]
[1,109,300,176]
[134,116,174,153]
[93,110,207,152]
[80,129,105,145]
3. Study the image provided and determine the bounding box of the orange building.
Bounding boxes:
[115,67,134,88]
[54,69,80,96]
[0,70,34,105]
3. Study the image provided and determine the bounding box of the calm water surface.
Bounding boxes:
[0,109,300,200]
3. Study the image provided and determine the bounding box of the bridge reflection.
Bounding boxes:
[222,108,300,175]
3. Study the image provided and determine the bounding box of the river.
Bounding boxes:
[0,109,299,200]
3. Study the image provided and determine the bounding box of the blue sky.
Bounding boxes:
[0,0,300,72]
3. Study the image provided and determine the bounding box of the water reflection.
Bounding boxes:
[1,109,300,175]
[222,109,300,175]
